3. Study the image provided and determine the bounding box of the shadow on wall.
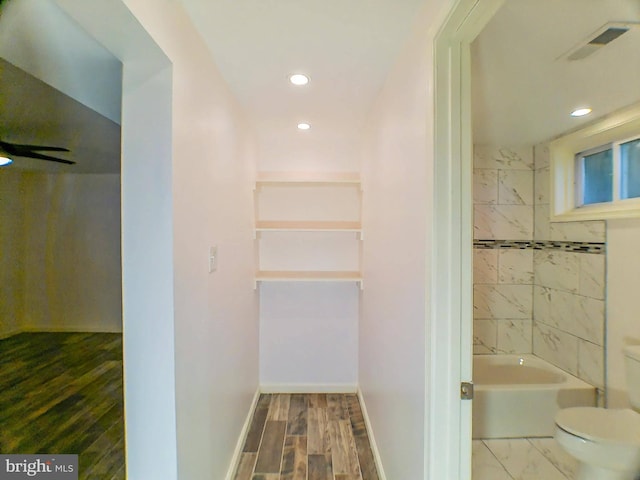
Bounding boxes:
[0,169,122,336]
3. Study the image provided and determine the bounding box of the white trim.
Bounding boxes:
[432,0,504,478]
[225,388,261,480]
[259,383,358,394]
[54,3,178,479]
[356,388,387,480]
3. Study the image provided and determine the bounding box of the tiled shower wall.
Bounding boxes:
[531,145,606,390]
[473,146,534,354]
[473,145,607,389]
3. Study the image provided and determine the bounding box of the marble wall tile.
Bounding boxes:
[549,220,606,243]
[533,322,579,376]
[474,319,498,354]
[535,167,550,205]
[474,169,499,205]
[474,205,534,240]
[534,204,550,240]
[498,170,534,205]
[534,144,550,170]
[498,249,533,284]
[497,319,532,354]
[574,296,605,345]
[534,250,579,293]
[474,146,534,170]
[474,284,533,319]
[533,286,570,328]
[578,340,605,389]
[533,286,604,345]
[474,248,498,284]
[579,253,606,300]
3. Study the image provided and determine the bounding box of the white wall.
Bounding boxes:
[260,283,358,389]
[0,170,26,337]
[0,170,121,335]
[22,173,122,332]
[256,93,361,390]
[118,2,259,478]
[607,218,640,408]
[57,0,259,478]
[120,64,178,480]
[359,2,445,477]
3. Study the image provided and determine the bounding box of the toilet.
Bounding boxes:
[554,345,640,480]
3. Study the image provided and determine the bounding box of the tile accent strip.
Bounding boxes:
[474,239,605,254]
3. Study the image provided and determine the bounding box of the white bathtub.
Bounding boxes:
[472,354,597,439]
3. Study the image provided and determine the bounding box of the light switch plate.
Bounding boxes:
[209,245,218,273]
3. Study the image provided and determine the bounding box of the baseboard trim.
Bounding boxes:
[0,328,22,340]
[225,388,261,480]
[357,388,387,480]
[259,383,358,394]
[0,327,122,340]
[21,326,123,333]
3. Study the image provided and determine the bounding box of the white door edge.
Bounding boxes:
[430,0,504,478]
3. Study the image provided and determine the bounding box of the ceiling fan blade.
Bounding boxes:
[18,151,75,165]
[0,141,69,153]
[18,145,70,152]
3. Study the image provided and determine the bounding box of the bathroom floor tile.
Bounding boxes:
[529,438,577,479]
[483,438,568,480]
[472,440,514,480]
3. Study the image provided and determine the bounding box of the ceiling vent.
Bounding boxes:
[562,22,638,61]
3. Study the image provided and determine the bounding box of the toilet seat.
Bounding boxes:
[555,407,640,446]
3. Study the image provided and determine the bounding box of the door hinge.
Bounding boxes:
[460,381,474,400]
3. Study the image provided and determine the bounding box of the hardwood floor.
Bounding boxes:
[235,393,380,480]
[0,332,125,479]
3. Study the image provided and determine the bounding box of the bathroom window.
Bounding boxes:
[620,137,640,200]
[576,144,613,206]
[551,103,640,221]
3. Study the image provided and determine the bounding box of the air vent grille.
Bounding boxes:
[562,22,637,61]
[589,27,629,45]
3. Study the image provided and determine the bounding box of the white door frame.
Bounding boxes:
[430,0,504,478]
[54,2,178,478]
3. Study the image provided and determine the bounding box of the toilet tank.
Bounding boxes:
[624,345,640,411]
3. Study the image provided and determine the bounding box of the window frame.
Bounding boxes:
[619,136,640,200]
[550,102,640,221]
[574,143,613,207]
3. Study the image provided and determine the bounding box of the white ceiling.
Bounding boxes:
[472,0,640,146]
[0,0,121,173]
[2,0,640,174]
[1,58,121,174]
[177,0,427,146]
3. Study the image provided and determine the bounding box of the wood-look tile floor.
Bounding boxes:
[0,332,125,480]
[234,393,380,480]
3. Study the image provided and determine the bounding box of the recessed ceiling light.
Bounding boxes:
[289,74,310,86]
[297,123,311,131]
[0,156,12,166]
[571,107,592,117]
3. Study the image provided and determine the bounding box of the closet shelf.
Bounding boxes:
[255,270,363,289]
[256,171,360,187]
[255,220,362,233]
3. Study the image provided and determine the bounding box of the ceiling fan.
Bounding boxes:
[0,139,74,165]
